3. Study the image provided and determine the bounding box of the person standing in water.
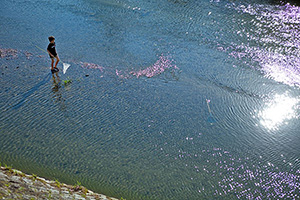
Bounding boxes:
[47,36,60,73]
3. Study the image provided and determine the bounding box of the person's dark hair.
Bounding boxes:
[48,36,55,42]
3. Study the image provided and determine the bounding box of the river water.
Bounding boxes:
[0,0,300,199]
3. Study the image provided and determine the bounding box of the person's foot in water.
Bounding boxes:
[51,68,59,73]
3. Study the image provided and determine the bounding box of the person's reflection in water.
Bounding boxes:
[52,71,66,110]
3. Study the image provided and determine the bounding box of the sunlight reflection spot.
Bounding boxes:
[258,94,299,130]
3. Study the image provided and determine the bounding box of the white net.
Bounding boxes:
[63,63,71,74]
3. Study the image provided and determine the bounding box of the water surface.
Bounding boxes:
[0,0,300,199]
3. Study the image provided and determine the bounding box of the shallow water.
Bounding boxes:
[0,0,300,199]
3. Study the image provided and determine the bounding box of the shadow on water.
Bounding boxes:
[11,72,52,110]
[51,72,66,111]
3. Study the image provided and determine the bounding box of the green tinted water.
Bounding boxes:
[1,0,300,199]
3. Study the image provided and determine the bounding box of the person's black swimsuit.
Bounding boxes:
[47,42,57,58]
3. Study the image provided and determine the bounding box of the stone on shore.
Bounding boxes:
[0,166,119,200]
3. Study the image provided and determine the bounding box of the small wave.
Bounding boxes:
[227,2,300,87]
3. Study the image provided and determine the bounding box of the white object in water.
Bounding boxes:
[63,63,71,74]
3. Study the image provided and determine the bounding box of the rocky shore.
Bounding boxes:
[0,166,119,200]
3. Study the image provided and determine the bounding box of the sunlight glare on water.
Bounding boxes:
[258,93,299,131]
[1,0,300,199]
[229,2,300,87]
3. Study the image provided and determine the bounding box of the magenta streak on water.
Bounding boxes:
[77,54,178,79]
[130,54,178,78]
[24,51,33,60]
[1,48,178,80]
[115,69,131,79]
[227,3,300,87]
[0,48,18,59]
[0,48,44,60]
[80,62,105,72]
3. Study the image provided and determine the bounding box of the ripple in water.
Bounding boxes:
[227,2,300,87]
[156,143,300,199]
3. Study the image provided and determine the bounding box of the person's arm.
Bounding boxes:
[47,50,54,57]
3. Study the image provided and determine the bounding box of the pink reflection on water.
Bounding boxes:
[79,62,105,72]
[2,47,179,80]
[228,2,300,87]
[130,54,178,78]
[0,48,18,59]
[115,69,131,79]
[78,54,179,80]
[24,51,33,60]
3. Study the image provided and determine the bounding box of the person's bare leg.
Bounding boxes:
[51,58,54,70]
[54,56,60,68]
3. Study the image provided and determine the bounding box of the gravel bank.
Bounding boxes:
[0,166,119,200]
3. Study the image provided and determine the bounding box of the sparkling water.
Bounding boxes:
[0,0,299,199]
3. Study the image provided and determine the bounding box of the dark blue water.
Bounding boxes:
[1,0,300,199]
